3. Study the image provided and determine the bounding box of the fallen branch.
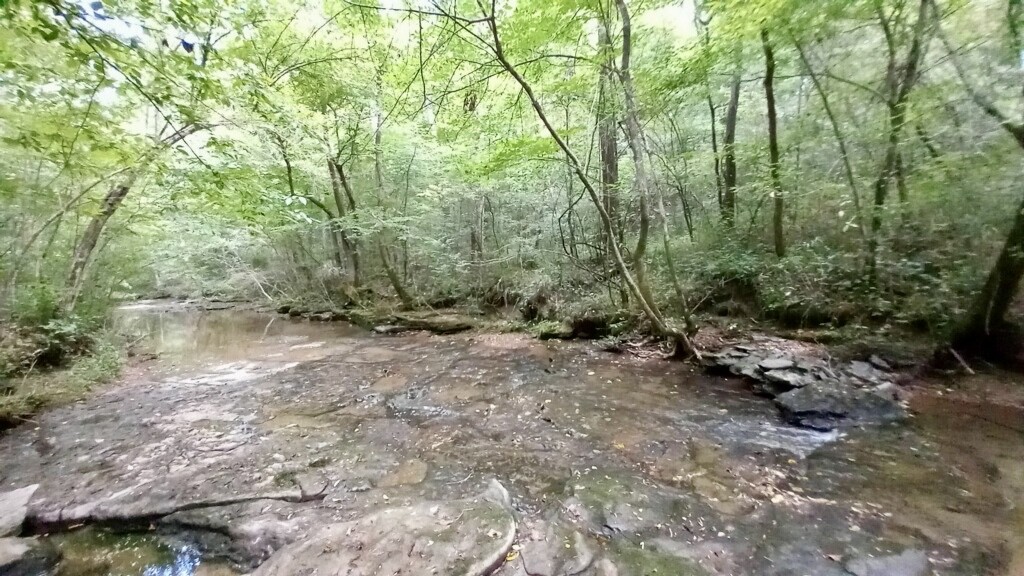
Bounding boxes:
[26,486,327,535]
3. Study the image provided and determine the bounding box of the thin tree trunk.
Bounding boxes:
[868,0,928,280]
[477,1,695,353]
[615,0,697,339]
[708,94,724,211]
[372,115,416,306]
[722,71,741,228]
[793,40,868,248]
[328,159,362,287]
[762,30,786,258]
[598,23,627,306]
[62,177,136,311]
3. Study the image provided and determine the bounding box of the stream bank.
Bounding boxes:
[1,302,1021,575]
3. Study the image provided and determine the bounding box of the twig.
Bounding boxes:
[948,348,976,375]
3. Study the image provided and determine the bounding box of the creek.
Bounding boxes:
[0,301,1020,575]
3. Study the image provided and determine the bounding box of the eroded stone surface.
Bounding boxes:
[252,480,514,576]
[0,485,37,537]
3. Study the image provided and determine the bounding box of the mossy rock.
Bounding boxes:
[608,539,709,576]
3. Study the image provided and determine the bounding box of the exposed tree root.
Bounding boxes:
[25,486,326,535]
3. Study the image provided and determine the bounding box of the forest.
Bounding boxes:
[1,0,1024,390]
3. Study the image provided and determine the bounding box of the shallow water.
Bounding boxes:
[3,303,1022,575]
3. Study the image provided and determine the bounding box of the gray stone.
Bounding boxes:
[774,382,906,431]
[845,549,930,576]
[0,485,37,537]
[372,324,408,335]
[763,369,810,389]
[759,357,795,371]
[868,354,892,371]
[872,382,898,399]
[0,538,32,569]
[847,360,883,383]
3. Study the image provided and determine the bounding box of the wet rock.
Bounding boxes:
[844,549,930,576]
[0,485,37,537]
[872,382,898,400]
[372,324,408,335]
[764,369,811,389]
[378,459,429,487]
[251,480,515,576]
[386,387,457,419]
[775,382,906,431]
[275,304,291,314]
[394,313,474,335]
[348,480,372,493]
[0,537,57,575]
[759,357,795,371]
[0,538,32,569]
[847,360,886,383]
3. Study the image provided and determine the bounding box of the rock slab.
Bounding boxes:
[251,480,515,576]
[0,485,37,537]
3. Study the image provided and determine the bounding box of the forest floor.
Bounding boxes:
[0,301,1022,576]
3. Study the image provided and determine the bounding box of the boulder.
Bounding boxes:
[251,480,515,576]
[774,382,906,431]
[0,485,37,537]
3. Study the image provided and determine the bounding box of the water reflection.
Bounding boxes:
[113,303,364,365]
[142,546,199,576]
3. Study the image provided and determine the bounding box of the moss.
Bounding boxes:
[609,539,709,576]
[0,336,122,430]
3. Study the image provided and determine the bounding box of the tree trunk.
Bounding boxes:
[598,23,627,306]
[793,40,868,248]
[372,117,416,306]
[931,0,1024,359]
[379,242,416,309]
[478,0,697,354]
[951,194,1024,355]
[62,177,137,311]
[61,125,202,312]
[708,95,724,212]
[615,0,697,340]
[762,30,786,258]
[868,0,928,280]
[722,71,741,228]
[327,159,361,286]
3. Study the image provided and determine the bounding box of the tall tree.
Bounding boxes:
[761,29,785,257]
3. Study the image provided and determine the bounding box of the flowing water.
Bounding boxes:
[1,301,1021,575]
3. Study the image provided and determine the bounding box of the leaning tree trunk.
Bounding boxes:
[61,125,202,312]
[951,194,1024,353]
[327,159,361,286]
[762,29,786,258]
[62,175,138,312]
[476,0,697,355]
